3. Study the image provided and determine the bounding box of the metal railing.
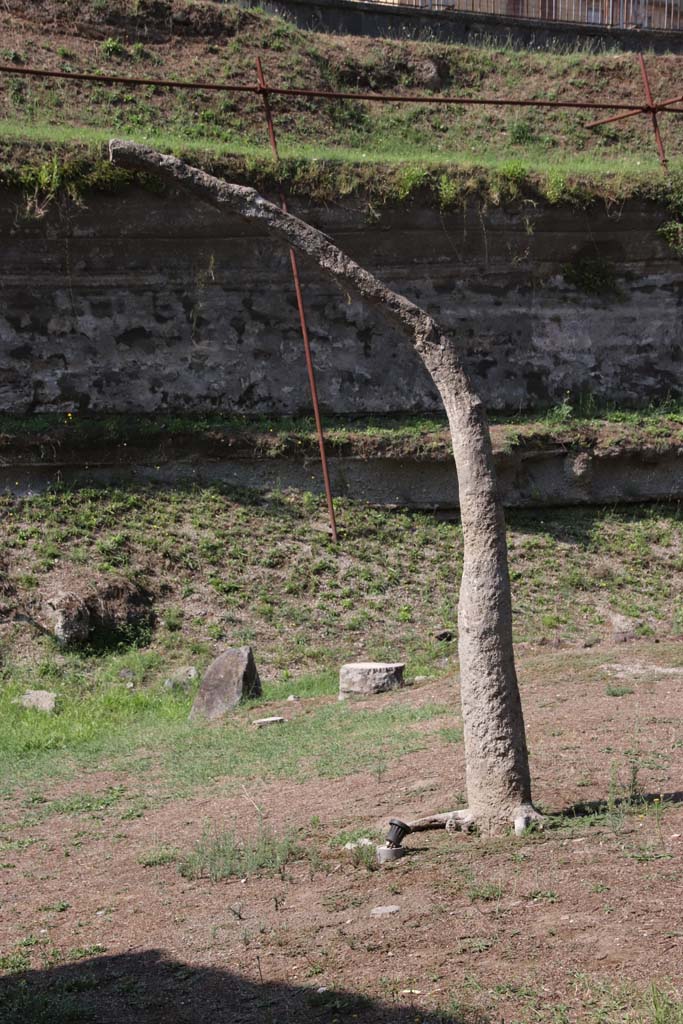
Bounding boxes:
[367,0,683,32]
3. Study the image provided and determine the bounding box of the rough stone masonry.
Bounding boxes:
[1,189,681,415]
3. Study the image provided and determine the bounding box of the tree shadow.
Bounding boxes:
[506,501,682,551]
[0,949,490,1024]
[561,789,683,818]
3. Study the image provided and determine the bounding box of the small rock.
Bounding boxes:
[18,690,56,713]
[164,665,198,692]
[413,675,430,683]
[609,612,638,644]
[339,662,405,700]
[190,647,261,722]
[252,716,285,728]
[435,629,455,642]
[343,838,374,851]
[408,57,447,89]
[370,904,401,916]
[286,694,300,702]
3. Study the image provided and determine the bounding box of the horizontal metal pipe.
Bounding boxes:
[2,62,683,114]
[0,63,256,94]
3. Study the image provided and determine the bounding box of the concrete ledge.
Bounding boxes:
[2,444,681,507]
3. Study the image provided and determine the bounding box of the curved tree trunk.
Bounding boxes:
[109,140,540,833]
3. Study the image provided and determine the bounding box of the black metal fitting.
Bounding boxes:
[386,818,411,848]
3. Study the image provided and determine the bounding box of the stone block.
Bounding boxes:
[338,662,405,700]
[189,646,261,722]
[370,904,401,916]
[18,690,56,713]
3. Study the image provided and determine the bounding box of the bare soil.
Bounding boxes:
[2,640,682,1022]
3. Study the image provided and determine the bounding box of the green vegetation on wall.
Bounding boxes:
[4,145,683,226]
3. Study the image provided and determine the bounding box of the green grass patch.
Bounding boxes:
[2,131,683,216]
[138,844,178,867]
[178,825,300,881]
[329,827,380,848]
[0,403,680,457]
[606,684,635,697]
[0,658,449,794]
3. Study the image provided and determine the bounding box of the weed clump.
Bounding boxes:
[139,845,178,867]
[562,253,620,296]
[658,220,683,257]
[179,826,300,881]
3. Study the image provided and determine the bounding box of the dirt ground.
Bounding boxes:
[1,639,682,1023]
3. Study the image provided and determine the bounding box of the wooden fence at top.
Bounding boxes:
[366,0,683,31]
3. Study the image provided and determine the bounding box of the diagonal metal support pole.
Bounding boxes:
[585,54,672,171]
[255,56,338,542]
[585,105,646,129]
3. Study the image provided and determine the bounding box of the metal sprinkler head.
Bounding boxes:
[376,819,412,864]
[386,818,411,849]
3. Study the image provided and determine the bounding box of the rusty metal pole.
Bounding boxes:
[638,52,668,170]
[255,56,338,542]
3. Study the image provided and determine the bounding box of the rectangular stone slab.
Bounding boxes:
[339,662,406,700]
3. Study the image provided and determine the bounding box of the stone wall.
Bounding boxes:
[0,187,681,415]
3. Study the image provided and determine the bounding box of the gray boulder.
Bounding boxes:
[189,647,261,721]
[42,574,153,647]
[339,662,406,700]
[408,57,448,90]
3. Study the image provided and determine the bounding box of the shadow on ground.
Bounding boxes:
[0,949,488,1024]
[560,790,683,818]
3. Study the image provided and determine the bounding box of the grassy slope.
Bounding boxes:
[1,482,681,790]
[2,0,683,213]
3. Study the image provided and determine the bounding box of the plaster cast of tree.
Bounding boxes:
[109,140,542,835]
